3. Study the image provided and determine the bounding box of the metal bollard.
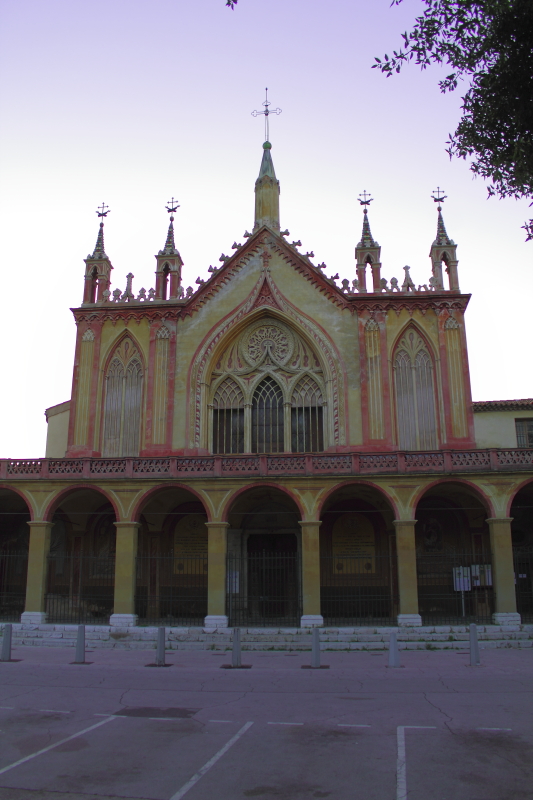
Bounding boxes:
[74,625,85,664]
[232,627,242,668]
[469,623,481,666]
[1,624,12,662]
[155,627,166,666]
[388,631,400,668]
[311,627,321,669]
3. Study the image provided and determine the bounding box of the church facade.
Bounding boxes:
[1,141,533,630]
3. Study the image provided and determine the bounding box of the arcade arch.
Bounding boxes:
[509,481,533,622]
[0,488,31,621]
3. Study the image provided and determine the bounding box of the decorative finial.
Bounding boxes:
[358,190,374,207]
[252,88,282,143]
[431,187,447,211]
[165,196,180,222]
[96,203,110,219]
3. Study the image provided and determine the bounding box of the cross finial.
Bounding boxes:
[358,190,374,207]
[96,203,110,219]
[252,88,282,143]
[165,196,179,221]
[431,187,447,210]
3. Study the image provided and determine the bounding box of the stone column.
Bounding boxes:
[394,519,422,627]
[299,521,323,627]
[487,517,520,624]
[204,522,229,628]
[21,521,53,624]
[110,522,141,627]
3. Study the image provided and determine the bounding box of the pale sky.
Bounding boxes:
[1,0,531,458]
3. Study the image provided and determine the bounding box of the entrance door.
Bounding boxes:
[227,533,301,626]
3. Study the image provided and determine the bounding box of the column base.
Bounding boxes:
[492,612,521,625]
[397,614,422,627]
[21,612,47,625]
[203,615,229,629]
[109,614,138,627]
[300,615,324,627]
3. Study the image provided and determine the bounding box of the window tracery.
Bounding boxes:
[102,338,144,457]
[393,329,438,450]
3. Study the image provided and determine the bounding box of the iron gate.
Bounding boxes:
[514,547,533,623]
[320,554,398,625]
[46,554,115,624]
[0,550,28,622]
[135,555,208,626]
[417,552,494,624]
[226,552,302,626]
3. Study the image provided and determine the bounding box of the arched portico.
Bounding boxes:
[509,480,533,622]
[224,486,303,627]
[133,486,210,627]
[0,488,31,622]
[414,481,515,625]
[319,483,398,625]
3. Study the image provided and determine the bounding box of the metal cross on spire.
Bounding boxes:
[96,203,110,219]
[252,88,282,142]
[431,187,447,209]
[358,190,374,207]
[165,197,180,220]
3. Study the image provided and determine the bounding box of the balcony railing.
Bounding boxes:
[1,448,533,479]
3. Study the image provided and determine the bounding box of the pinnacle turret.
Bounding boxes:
[254,141,280,232]
[357,208,378,249]
[159,217,179,256]
[91,222,108,260]
[433,207,455,247]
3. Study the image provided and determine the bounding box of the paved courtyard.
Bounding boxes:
[0,645,531,800]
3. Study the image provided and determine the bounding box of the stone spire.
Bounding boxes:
[433,207,454,247]
[355,199,382,293]
[254,141,280,232]
[83,219,112,304]
[91,222,108,259]
[159,217,179,256]
[357,208,377,249]
[429,202,459,291]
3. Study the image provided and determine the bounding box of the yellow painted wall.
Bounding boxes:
[474,409,532,449]
[45,401,70,457]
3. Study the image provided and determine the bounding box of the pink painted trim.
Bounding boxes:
[317,479,400,519]
[220,482,306,522]
[0,484,35,520]
[506,477,533,516]
[410,477,495,517]
[42,484,121,522]
[130,483,212,523]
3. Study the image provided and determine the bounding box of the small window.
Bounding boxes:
[516,419,533,448]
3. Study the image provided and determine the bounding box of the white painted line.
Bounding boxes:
[94,714,114,717]
[40,709,71,714]
[267,722,303,726]
[476,727,512,731]
[0,716,116,776]
[148,718,177,721]
[397,726,436,800]
[169,721,253,800]
[338,724,371,728]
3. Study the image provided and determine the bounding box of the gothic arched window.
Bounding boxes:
[213,378,244,454]
[291,375,324,452]
[393,330,438,451]
[102,339,144,457]
[252,377,284,453]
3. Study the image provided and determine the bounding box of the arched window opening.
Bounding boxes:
[162,264,170,300]
[291,375,324,452]
[393,330,438,451]
[252,377,284,453]
[102,341,144,457]
[213,378,244,454]
[89,266,98,304]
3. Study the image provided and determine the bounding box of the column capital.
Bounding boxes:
[486,517,513,524]
[27,521,53,528]
[298,520,322,529]
[205,521,230,529]
[393,519,417,527]
[114,521,142,530]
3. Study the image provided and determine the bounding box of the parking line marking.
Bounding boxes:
[267,722,303,726]
[476,727,512,731]
[0,716,116,776]
[169,721,253,800]
[40,709,71,714]
[94,714,114,717]
[338,724,371,727]
[397,726,436,800]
